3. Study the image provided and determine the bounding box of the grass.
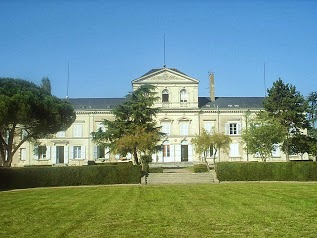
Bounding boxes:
[1,183,317,237]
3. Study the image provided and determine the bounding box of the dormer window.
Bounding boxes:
[180,89,188,103]
[162,89,169,102]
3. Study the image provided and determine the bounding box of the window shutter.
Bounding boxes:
[33,145,39,160]
[69,146,74,160]
[188,145,193,162]
[51,146,57,164]
[237,123,242,134]
[105,147,110,160]
[64,146,69,164]
[170,145,175,162]
[225,123,230,135]
[46,146,51,160]
[175,145,181,162]
[81,146,86,160]
[93,146,98,159]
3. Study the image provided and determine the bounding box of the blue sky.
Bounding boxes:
[1,0,316,99]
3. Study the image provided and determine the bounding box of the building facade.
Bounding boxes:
[11,68,307,167]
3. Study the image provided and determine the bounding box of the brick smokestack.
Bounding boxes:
[209,72,215,102]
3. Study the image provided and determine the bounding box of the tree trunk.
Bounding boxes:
[133,148,139,164]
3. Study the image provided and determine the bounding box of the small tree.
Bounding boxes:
[242,112,285,162]
[92,85,163,165]
[0,78,76,167]
[211,132,231,163]
[192,129,212,162]
[192,130,231,164]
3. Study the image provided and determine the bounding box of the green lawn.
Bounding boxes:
[1,183,317,237]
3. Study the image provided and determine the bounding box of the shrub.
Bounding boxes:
[216,162,317,181]
[0,164,141,190]
[148,167,163,173]
[194,164,208,173]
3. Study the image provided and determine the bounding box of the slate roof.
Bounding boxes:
[67,98,125,110]
[140,68,189,78]
[67,97,264,111]
[198,97,265,109]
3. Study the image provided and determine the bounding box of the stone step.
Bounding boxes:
[146,172,215,184]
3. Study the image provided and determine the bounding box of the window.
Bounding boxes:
[73,146,82,159]
[97,146,105,158]
[204,121,214,134]
[180,123,189,136]
[229,143,240,157]
[73,124,83,137]
[38,146,47,160]
[225,122,241,135]
[96,122,106,132]
[163,142,170,158]
[20,148,26,161]
[161,122,171,136]
[162,89,169,102]
[56,131,66,138]
[180,89,188,103]
[20,129,28,140]
[272,144,281,157]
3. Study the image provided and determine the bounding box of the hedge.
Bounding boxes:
[148,167,164,173]
[194,164,208,173]
[0,164,141,190]
[216,162,317,181]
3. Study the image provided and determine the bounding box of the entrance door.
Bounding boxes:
[56,146,64,164]
[181,145,188,162]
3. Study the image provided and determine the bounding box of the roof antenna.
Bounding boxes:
[66,61,70,99]
[264,62,267,97]
[163,34,166,68]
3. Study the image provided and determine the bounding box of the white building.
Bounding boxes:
[11,67,306,167]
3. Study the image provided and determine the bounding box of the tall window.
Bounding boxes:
[73,146,82,159]
[96,122,106,132]
[204,121,214,134]
[73,124,83,137]
[56,131,66,138]
[161,122,171,136]
[20,148,26,161]
[162,89,169,102]
[38,146,47,160]
[229,142,240,157]
[180,89,188,103]
[163,141,170,158]
[180,122,189,136]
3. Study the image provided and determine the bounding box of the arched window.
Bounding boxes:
[162,89,169,102]
[180,89,188,103]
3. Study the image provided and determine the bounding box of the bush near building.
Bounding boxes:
[194,164,209,173]
[216,162,317,181]
[0,164,141,190]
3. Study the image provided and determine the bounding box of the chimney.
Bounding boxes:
[209,72,215,102]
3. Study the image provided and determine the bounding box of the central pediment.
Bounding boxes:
[132,68,199,85]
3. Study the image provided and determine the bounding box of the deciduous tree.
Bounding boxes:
[0,78,76,167]
[192,129,231,163]
[242,112,285,162]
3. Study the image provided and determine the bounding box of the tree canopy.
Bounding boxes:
[263,79,309,160]
[92,84,163,165]
[0,77,76,167]
[192,129,231,163]
[242,112,285,162]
